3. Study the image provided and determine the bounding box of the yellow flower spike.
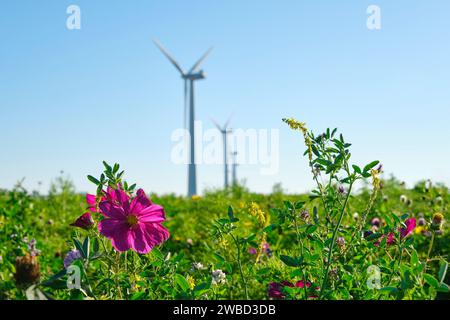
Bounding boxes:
[187,275,195,290]
[282,118,313,162]
[191,195,202,201]
[249,202,266,227]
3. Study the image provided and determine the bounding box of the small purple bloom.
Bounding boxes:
[64,250,82,269]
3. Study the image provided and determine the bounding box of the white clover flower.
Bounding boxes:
[211,269,226,285]
[400,195,407,203]
[191,262,206,271]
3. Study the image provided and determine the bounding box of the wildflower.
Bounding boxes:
[27,238,41,257]
[353,212,360,221]
[371,217,381,228]
[300,209,310,221]
[70,212,94,230]
[86,193,97,212]
[282,118,313,162]
[63,250,82,269]
[249,202,266,226]
[262,243,272,257]
[186,238,194,246]
[400,195,407,203]
[336,236,346,248]
[268,280,316,299]
[187,275,195,290]
[47,219,54,225]
[435,196,443,204]
[211,270,226,285]
[418,217,426,226]
[375,218,416,246]
[191,195,202,201]
[415,226,427,235]
[371,168,382,190]
[14,254,40,286]
[406,199,413,207]
[248,247,257,255]
[338,185,346,195]
[268,282,288,299]
[98,187,170,254]
[329,269,339,281]
[400,218,416,238]
[431,213,444,231]
[191,262,206,271]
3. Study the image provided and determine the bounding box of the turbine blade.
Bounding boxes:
[209,117,222,131]
[224,112,234,128]
[189,47,214,73]
[153,39,185,75]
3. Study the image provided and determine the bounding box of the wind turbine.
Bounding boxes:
[211,116,233,189]
[231,151,238,186]
[154,40,213,197]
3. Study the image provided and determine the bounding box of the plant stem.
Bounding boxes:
[230,234,249,300]
[319,180,354,299]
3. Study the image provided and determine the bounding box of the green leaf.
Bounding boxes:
[103,161,112,173]
[437,283,450,293]
[305,225,318,234]
[82,236,90,260]
[352,165,362,174]
[41,269,67,286]
[131,291,147,300]
[439,261,448,284]
[423,274,440,289]
[363,160,380,173]
[410,250,419,266]
[73,238,86,259]
[280,255,303,267]
[174,274,190,292]
[113,163,120,174]
[227,206,236,221]
[294,201,305,209]
[93,238,100,254]
[87,175,100,185]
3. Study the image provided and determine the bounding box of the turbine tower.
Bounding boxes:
[231,151,238,186]
[211,116,232,189]
[154,40,213,197]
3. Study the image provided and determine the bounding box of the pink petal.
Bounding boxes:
[130,189,153,214]
[86,194,96,207]
[130,224,152,254]
[137,205,166,223]
[99,201,126,219]
[98,220,132,252]
[140,222,170,247]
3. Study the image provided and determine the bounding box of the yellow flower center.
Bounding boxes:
[126,215,139,227]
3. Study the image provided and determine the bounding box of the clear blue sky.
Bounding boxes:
[1,0,449,195]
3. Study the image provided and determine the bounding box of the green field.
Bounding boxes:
[1,122,449,300]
